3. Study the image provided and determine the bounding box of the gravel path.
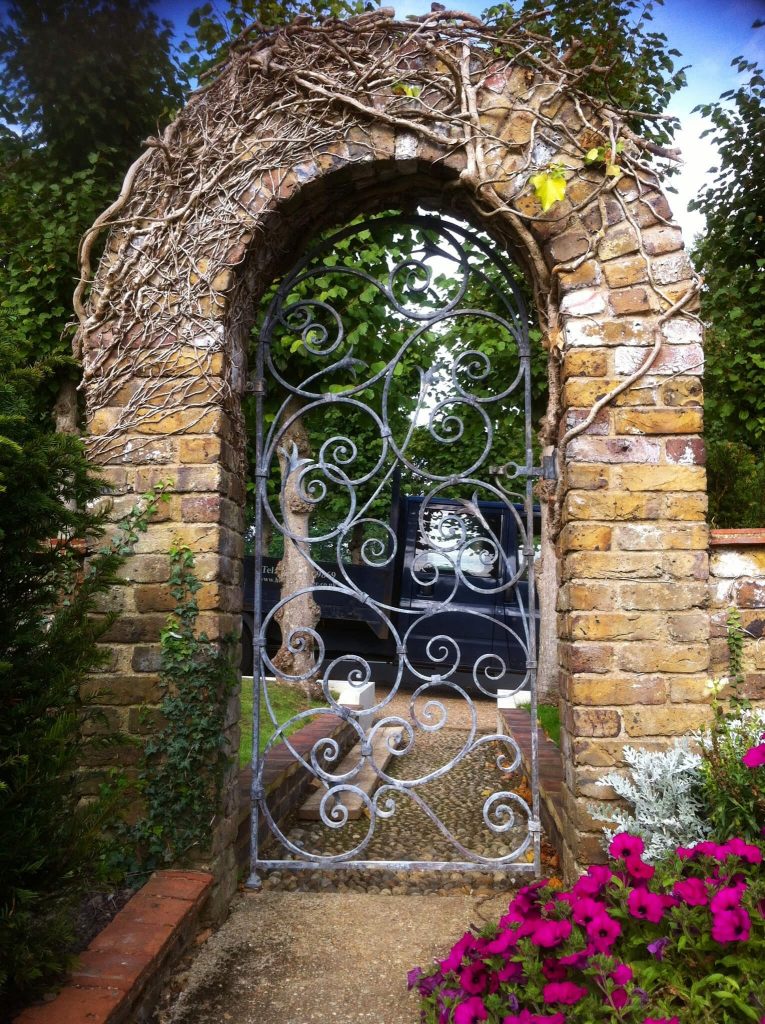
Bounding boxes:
[153,891,513,1024]
[258,687,536,894]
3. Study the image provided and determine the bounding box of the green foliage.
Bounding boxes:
[118,545,237,874]
[706,439,765,529]
[181,0,373,80]
[0,0,183,172]
[0,352,166,1008]
[691,38,765,497]
[238,675,325,767]
[484,0,686,160]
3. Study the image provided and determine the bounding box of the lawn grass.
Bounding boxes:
[238,676,326,768]
[518,701,561,746]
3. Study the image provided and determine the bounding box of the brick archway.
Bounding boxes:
[77,9,707,902]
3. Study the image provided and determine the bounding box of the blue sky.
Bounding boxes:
[161,0,765,239]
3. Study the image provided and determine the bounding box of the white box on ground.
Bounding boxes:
[335,679,376,730]
[496,689,530,709]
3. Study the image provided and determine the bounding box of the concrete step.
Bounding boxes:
[298,726,403,822]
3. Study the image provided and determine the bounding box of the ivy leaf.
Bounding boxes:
[530,169,567,212]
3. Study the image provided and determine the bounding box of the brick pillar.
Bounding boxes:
[554,227,710,878]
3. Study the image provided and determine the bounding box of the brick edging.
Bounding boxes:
[13,870,213,1024]
[710,528,765,547]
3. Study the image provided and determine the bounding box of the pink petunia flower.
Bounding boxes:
[609,987,630,1009]
[502,1012,565,1024]
[710,884,746,914]
[723,837,763,864]
[610,833,645,859]
[611,963,634,985]
[531,919,572,948]
[628,888,666,923]
[542,958,568,981]
[440,933,475,973]
[673,877,708,906]
[625,855,655,883]
[454,996,488,1024]
[572,897,608,927]
[497,960,524,983]
[742,742,765,767]
[484,929,518,956]
[711,907,751,943]
[542,981,589,1005]
[459,962,489,995]
[586,912,622,952]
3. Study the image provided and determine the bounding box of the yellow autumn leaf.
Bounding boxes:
[605,163,622,178]
[530,170,567,212]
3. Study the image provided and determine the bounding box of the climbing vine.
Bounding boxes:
[116,544,237,874]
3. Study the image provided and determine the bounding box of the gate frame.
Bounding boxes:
[76,10,709,913]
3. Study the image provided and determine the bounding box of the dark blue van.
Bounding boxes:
[241,496,539,693]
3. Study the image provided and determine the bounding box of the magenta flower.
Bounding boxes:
[643,1018,679,1024]
[484,929,517,956]
[611,963,634,985]
[541,958,568,981]
[628,888,666,923]
[625,855,655,883]
[742,742,765,767]
[673,877,708,906]
[586,912,622,952]
[710,884,746,914]
[497,960,523,983]
[502,1012,565,1024]
[711,907,751,943]
[441,933,475,973]
[459,962,489,995]
[609,987,630,1009]
[559,948,591,968]
[610,833,645,859]
[543,981,588,1005]
[571,864,612,899]
[531,919,572,948]
[572,897,607,927]
[454,996,488,1024]
[723,838,763,864]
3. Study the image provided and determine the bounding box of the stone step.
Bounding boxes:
[298,726,403,822]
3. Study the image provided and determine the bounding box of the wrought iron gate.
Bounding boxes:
[248,214,546,885]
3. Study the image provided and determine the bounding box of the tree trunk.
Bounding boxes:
[271,399,321,698]
[535,484,560,705]
[53,379,78,434]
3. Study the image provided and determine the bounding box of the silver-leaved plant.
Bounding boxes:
[589,742,711,863]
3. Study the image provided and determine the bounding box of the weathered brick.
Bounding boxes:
[569,611,663,641]
[617,642,709,674]
[128,705,167,735]
[565,582,618,610]
[179,435,224,464]
[564,490,661,522]
[570,707,622,737]
[565,464,610,490]
[602,254,648,289]
[560,289,606,316]
[560,642,614,673]
[102,614,168,644]
[614,464,706,492]
[667,611,709,643]
[612,523,708,551]
[735,579,765,608]
[651,250,693,285]
[564,379,625,407]
[668,674,715,703]
[661,376,703,407]
[666,437,706,465]
[565,674,667,706]
[548,230,590,264]
[565,408,611,435]
[618,581,706,611]
[598,224,639,260]
[132,645,162,672]
[614,408,703,435]
[610,285,660,315]
[559,524,612,551]
[663,492,708,520]
[558,260,602,293]
[614,343,703,376]
[642,224,684,255]
[563,349,609,379]
[567,437,660,464]
[622,705,710,736]
[81,674,162,706]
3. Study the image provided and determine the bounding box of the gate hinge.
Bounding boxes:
[542,450,557,481]
[246,376,267,396]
